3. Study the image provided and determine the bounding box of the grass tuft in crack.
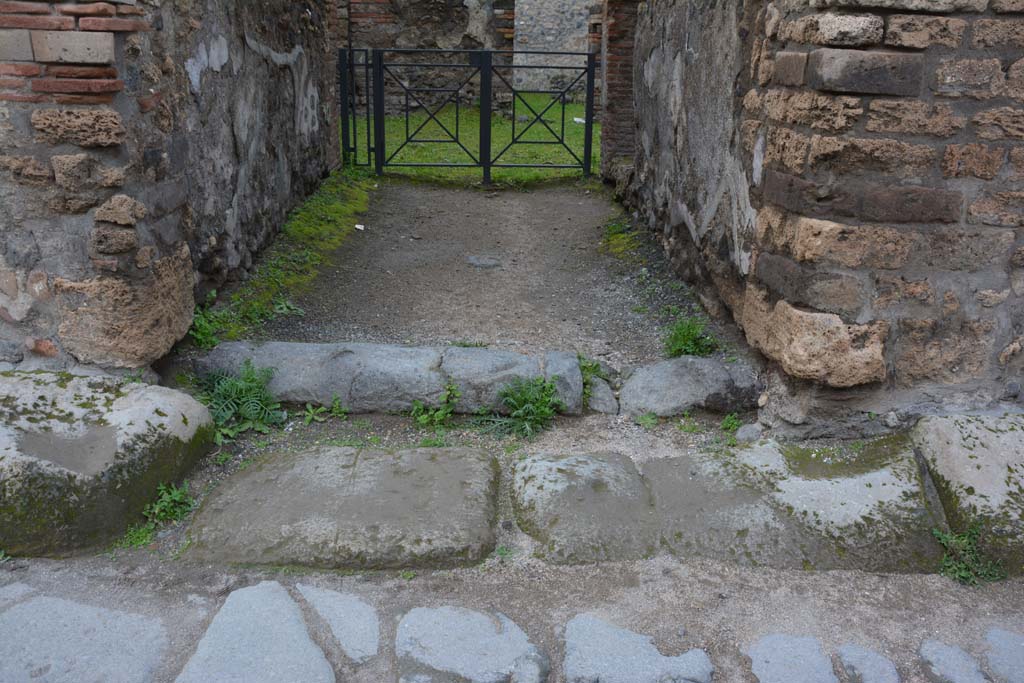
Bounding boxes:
[475,377,564,439]
[933,525,1006,586]
[578,354,608,409]
[115,483,196,550]
[663,316,718,358]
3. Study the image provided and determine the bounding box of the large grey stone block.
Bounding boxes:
[986,629,1024,683]
[176,582,332,683]
[30,31,115,65]
[0,372,213,555]
[441,346,543,413]
[0,596,168,683]
[396,606,549,683]
[296,585,379,664]
[838,643,900,683]
[618,356,758,417]
[807,48,923,97]
[188,447,498,569]
[0,30,32,61]
[912,413,1024,566]
[564,613,714,683]
[919,640,987,683]
[512,452,659,563]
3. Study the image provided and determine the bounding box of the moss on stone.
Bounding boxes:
[780,433,910,480]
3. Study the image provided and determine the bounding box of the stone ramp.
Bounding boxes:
[2,570,1023,683]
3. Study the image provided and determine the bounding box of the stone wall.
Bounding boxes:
[0,0,340,370]
[513,0,596,90]
[347,0,514,50]
[623,0,1024,435]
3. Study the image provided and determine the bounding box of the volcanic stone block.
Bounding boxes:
[0,372,213,555]
[618,356,758,417]
[187,447,498,569]
[808,48,923,97]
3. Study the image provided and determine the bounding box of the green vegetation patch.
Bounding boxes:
[411,382,462,431]
[578,355,608,409]
[663,316,718,358]
[599,219,643,261]
[195,361,288,445]
[189,171,372,349]
[475,377,565,439]
[933,525,1007,586]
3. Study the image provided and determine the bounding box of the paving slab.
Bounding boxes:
[512,451,660,564]
[296,584,380,663]
[919,640,988,683]
[0,596,168,683]
[744,634,838,683]
[396,606,549,683]
[176,581,332,683]
[188,447,498,569]
[0,582,34,609]
[0,371,213,554]
[912,413,1024,565]
[838,643,900,683]
[563,613,714,683]
[985,629,1024,683]
[618,356,758,417]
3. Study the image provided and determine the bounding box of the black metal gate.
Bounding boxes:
[338,48,598,183]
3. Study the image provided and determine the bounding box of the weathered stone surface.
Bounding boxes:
[867,100,965,137]
[886,15,966,49]
[89,224,139,255]
[919,640,987,683]
[30,30,115,64]
[814,0,985,10]
[55,244,195,368]
[935,59,1005,100]
[745,634,838,683]
[736,423,765,444]
[0,372,212,555]
[0,596,168,683]
[0,583,34,610]
[198,342,583,416]
[943,144,1005,180]
[587,377,619,415]
[31,108,126,147]
[295,585,379,664]
[188,447,498,569]
[544,351,584,416]
[564,614,714,683]
[974,108,1024,140]
[970,192,1024,227]
[807,135,935,176]
[396,607,549,683]
[94,194,147,226]
[783,14,883,47]
[773,52,808,86]
[742,286,888,388]
[972,19,1024,49]
[176,582,333,683]
[895,319,996,386]
[985,629,1024,683]
[512,452,658,564]
[759,213,912,270]
[912,414,1024,565]
[757,89,864,132]
[729,437,942,570]
[808,48,923,97]
[618,357,758,417]
[837,643,900,683]
[0,29,32,61]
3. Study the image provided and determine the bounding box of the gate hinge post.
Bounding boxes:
[479,50,493,186]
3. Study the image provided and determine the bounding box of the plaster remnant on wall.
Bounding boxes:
[244,34,320,141]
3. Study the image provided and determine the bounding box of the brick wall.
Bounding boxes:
[0,0,340,370]
[600,0,638,178]
[626,0,1023,435]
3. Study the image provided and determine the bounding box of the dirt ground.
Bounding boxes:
[257,178,746,370]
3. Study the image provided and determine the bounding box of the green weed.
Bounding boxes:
[411,382,461,430]
[196,361,287,445]
[115,524,155,550]
[303,403,328,425]
[419,434,448,448]
[453,340,487,348]
[663,317,718,358]
[474,377,565,439]
[330,396,350,420]
[635,413,659,429]
[0,549,10,563]
[493,545,513,559]
[720,413,742,434]
[399,570,417,581]
[933,526,1006,586]
[145,483,195,524]
[578,355,608,408]
[678,412,702,434]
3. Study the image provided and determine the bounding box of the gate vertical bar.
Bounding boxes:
[478,50,493,185]
[371,49,386,175]
[339,49,350,163]
[583,51,596,178]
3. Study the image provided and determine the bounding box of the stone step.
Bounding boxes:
[193,340,761,419]
[2,581,1021,683]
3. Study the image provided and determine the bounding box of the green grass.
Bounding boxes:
[933,526,1006,586]
[352,93,600,186]
[188,170,371,349]
[663,316,719,358]
[635,413,659,429]
[474,377,565,439]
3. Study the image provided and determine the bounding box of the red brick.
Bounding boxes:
[137,91,161,112]
[0,77,24,88]
[0,91,45,102]
[0,2,51,13]
[53,92,113,104]
[0,14,74,30]
[0,62,40,76]
[31,77,123,93]
[58,3,116,16]
[46,64,117,78]
[78,16,149,31]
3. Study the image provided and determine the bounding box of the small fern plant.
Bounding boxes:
[196,360,287,444]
